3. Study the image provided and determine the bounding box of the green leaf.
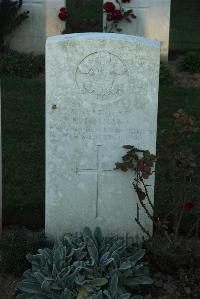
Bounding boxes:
[41,279,52,292]
[77,285,91,299]
[92,277,108,287]
[94,227,103,248]
[110,271,118,299]
[103,290,112,298]
[83,227,95,243]
[87,238,99,265]
[17,281,43,295]
[128,249,146,265]
[118,294,131,299]
[119,261,132,270]
[61,288,73,299]
[96,290,104,299]
[33,272,45,284]
[124,276,153,287]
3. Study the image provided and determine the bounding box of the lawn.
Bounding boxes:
[2,77,45,229]
[170,0,200,52]
[2,77,200,229]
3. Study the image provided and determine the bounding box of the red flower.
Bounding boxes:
[58,7,68,21]
[58,11,68,21]
[182,201,195,211]
[112,9,123,21]
[103,1,115,12]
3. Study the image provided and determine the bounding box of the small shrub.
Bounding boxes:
[0,229,48,275]
[17,227,152,298]
[178,52,200,73]
[159,63,173,85]
[0,50,45,78]
[0,0,29,49]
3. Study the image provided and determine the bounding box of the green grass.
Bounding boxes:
[170,0,200,52]
[2,77,45,228]
[155,86,200,224]
[2,77,200,229]
[65,0,102,33]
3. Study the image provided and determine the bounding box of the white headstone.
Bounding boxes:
[103,0,171,61]
[7,0,65,54]
[45,33,160,240]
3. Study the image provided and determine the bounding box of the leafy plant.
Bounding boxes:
[0,50,44,78]
[0,0,29,49]
[17,227,153,298]
[115,146,157,239]
[116,109,200,249]
[178,52,200,73]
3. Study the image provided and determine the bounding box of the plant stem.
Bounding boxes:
[135,218,151,238]
[139,175,154,209]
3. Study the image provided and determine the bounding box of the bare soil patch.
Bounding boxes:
[0,274,18,299]
[170,60,200,88]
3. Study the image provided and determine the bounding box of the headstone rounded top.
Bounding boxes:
[46,32,160,49]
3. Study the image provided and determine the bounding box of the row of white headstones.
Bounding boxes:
[8,0,171,61]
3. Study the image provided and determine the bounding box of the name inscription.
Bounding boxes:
[50,107,154,144]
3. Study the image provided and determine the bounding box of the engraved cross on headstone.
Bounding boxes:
[76,145,113,218]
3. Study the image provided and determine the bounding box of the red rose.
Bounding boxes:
[182,201,195,211]
[112,9,123,21]
[58,11,68,21]
[103,1,115,12]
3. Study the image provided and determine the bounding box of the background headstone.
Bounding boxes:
[45,33,160,240]
[103,0,171,61]
[7,0,65,54]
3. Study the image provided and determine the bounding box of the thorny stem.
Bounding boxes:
[139,175,154,210]
[133,182,154,221]
[135,218,151,238]
[174,189,187,240]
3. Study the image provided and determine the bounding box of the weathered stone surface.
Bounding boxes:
[103,0,171,61]
[7,0,65,54]
[45,33,160,240]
